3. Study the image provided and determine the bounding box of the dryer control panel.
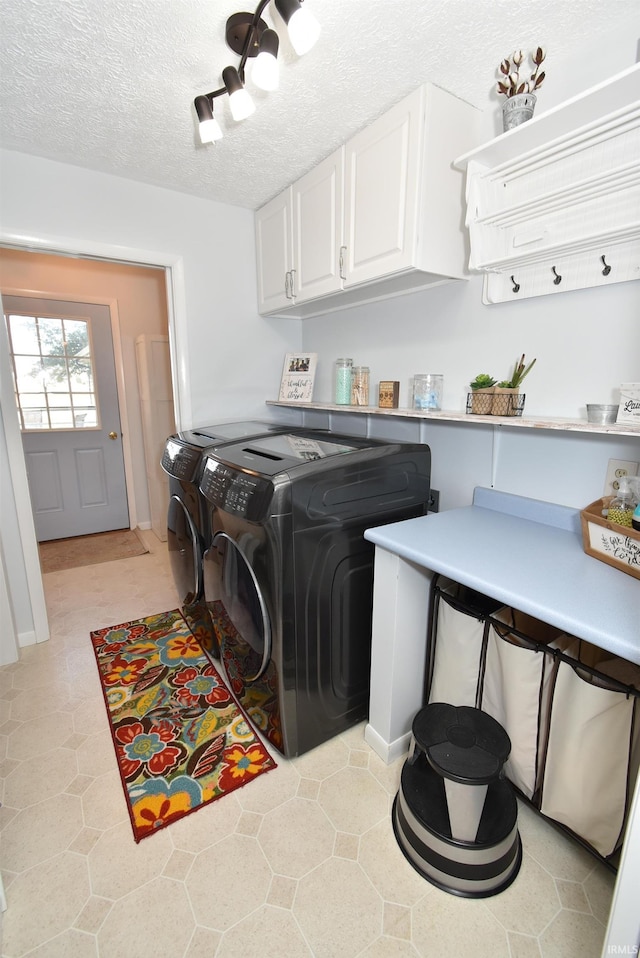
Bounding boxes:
[200,459,273,520]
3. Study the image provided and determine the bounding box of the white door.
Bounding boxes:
[255,187,294,313]
[293,147,344,302]
[344,86,423,287]
[4,296,129,541]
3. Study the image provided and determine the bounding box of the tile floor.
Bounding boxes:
[0,530,616,958]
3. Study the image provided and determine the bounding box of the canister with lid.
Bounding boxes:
[334,358,353,405]
[351,366,370,406]
[412,374,443,411]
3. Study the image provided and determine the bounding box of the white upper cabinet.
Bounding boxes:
[255,83,480,318]
[255,188,294,314]
[343,87,422,286]
[292,147,344,302]
[454,64,640,304]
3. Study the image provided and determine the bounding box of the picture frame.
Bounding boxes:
[278,353,318,402]
[616,383,640,424]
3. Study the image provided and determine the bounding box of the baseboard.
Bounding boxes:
[365,723,411,765]
[18,628,38,648]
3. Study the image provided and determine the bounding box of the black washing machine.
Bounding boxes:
[200,430,431,757]
[161,420,300,654]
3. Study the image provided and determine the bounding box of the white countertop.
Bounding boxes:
[364,487,640,665]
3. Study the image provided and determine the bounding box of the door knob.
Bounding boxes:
[108,431,118,440]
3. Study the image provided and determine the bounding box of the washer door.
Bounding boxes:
[167,494,202,606]
[211,531,271,682]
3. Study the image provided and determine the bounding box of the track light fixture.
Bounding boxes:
[193,0,320,145]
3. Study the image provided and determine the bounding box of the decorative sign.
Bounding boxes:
[378,380,400,408]
[617,383,640,424]
[279,353,317,402]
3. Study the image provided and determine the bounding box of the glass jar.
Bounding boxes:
[334,358,353,405]
[608,477,636,528]
[412,374,443,411]
[351,366,370,406]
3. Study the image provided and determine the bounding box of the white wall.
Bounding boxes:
[302,276,639,417]
[0,150,302,429]
[295,274,640,510]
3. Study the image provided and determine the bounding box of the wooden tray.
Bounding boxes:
[580,497,640,579]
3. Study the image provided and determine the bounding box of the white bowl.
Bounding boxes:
[586,404,619,424]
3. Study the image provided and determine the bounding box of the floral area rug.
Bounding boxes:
[90,609,277,842]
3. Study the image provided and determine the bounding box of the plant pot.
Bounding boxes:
[502,93,536,131]
[492,387,522,417]
[469,386,495,415]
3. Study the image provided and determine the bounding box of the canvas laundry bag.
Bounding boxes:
[539,657,640,858]
[481,609,577,800]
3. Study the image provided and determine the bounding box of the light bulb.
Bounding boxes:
[229,87,255,121]
[286,6,320,55]
[252,28,279,91]
[223,66,256,121]
[199,118,223,144]
[194,95,223,144]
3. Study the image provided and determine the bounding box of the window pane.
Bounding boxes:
[14,356,44,390]
[73,408,96,427]
[21,401,48,429]
[48,391,72,407]
[50,408,74,428]
[42,356,70,390]
[37,317,65,354]
[69,358,93,389]
[63,320,89,356]
[8,315,39,354]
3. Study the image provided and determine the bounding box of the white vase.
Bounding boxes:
[502,93,536,132]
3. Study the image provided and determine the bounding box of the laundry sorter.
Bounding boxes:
[424,574,640,864]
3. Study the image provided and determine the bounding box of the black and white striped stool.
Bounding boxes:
[393,703,522,898]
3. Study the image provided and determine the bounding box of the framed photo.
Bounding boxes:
[279,353,317,402]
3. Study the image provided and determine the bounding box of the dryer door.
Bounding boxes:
[208,531,271,682]
[167,494,202,606]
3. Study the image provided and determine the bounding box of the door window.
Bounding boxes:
[5,310,98,430]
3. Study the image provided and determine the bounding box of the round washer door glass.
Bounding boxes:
[211,531,271,682]
[167,494,201,606]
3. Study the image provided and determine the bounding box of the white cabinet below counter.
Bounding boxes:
[255,83,480,319]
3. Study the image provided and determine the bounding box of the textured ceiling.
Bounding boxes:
[0,0,638,210]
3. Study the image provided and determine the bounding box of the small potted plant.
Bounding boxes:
[492,354,536,416]
[469,373,497,415]
[497,47,546,131]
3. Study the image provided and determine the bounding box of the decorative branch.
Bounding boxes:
[497,47,546,98]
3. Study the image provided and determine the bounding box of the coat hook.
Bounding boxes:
[601,255,612,276]
[552,266,562,285]
[511,275,520,293]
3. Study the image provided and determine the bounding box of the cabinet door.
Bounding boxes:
[292,147,344,302]
[344,87,423,287]
[255,188,294,313]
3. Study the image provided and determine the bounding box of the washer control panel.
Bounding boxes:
[200,459,272,520]
[161,439,201,481]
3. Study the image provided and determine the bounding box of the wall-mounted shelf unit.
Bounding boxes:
[454,63,640,304]
[267,400,639,438]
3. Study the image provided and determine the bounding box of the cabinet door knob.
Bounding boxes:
[339,245,347,281]
[285,271,291,299]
